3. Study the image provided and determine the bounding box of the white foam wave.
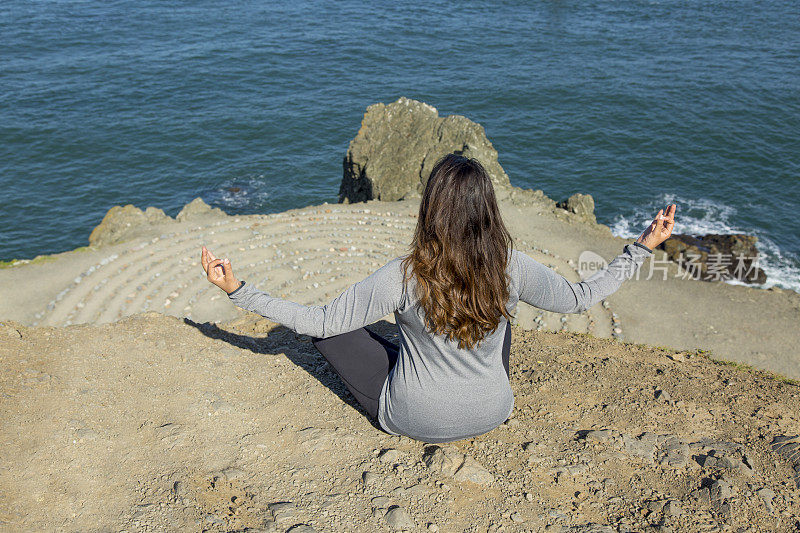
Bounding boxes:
[608,193,800,293]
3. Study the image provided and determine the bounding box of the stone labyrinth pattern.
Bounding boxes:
[34,208,622,338]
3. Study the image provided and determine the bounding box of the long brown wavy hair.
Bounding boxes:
[400,153,515,349]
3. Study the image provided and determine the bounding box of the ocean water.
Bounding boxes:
[2,0,798,291]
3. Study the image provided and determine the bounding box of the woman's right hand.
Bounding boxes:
[636,204,677,250]
[201,246,241,294]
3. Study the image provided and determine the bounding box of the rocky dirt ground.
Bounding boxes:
[1,313,799,532]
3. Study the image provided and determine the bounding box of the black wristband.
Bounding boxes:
[227,280,246,296]
[632,241,653,253]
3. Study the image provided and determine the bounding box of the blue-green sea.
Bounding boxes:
[2,1,798,290]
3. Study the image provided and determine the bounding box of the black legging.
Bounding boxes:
[311,321,512,427]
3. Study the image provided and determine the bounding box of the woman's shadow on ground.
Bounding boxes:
[183,317,400,433]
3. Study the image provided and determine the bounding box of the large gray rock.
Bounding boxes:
[340,97,511,203]
[89,204,171,247]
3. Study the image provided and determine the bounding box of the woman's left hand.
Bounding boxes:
[201,246,241,294]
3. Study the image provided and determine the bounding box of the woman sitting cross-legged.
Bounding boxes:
[201,153,676,444]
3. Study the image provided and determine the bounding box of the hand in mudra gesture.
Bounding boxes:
[201,246,241,294]
[636,203,677,250]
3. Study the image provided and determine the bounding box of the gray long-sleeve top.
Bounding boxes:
[228,241,653,443]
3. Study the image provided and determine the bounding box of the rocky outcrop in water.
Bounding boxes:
[340,97,511,203]
[658,233,767,284]
[556,193,596,222]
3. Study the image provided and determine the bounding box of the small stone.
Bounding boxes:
[203,514,224,525]
[657,437,690,468]
[728,456,755,476]
[692,486,711,505]
[453,455,494,485]
[268,502,296,523]
[663,499,683,517]
[621,433,657,464]
[384,505,415,530]
[697,454,719,468]
[756,487,775,513]
[528,454,546,465]
[406,483,428,496]
[654,388,671,402]
[510,511,524,523]
[423,446,463,477]
[582,429,614,443]
[218,466,245,480]
[391,486,407,498]
[710,478,733,500]
[362,471,379,486]
[427,524,440,532]
[646,500,665,512]
[210,400,233,413]
[379,448,403,464]
[371,496,392,509]
[171,481,185,502]
[76,428,98,440]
